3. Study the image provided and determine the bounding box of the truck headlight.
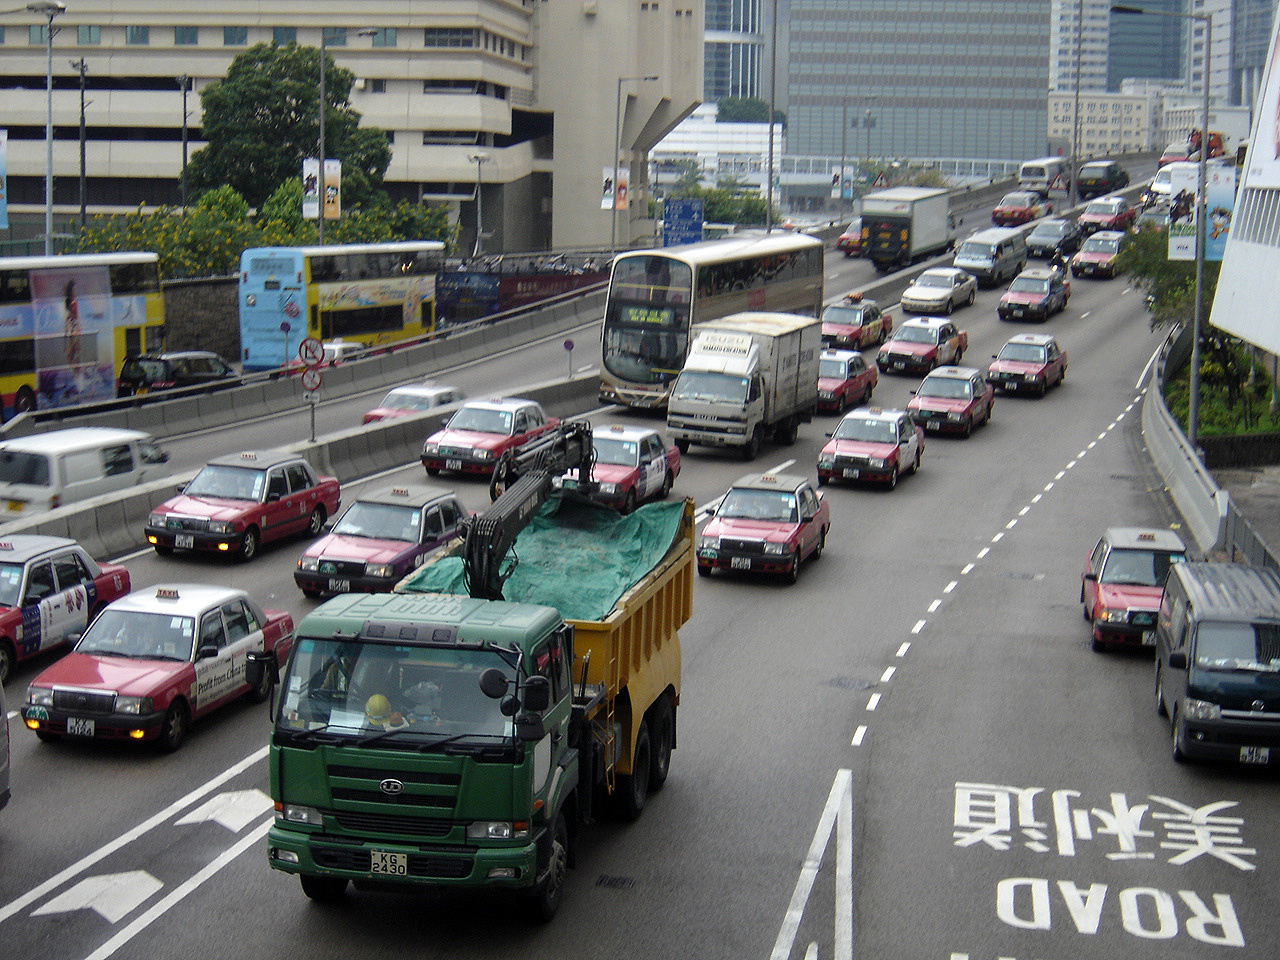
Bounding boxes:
[298,557,319,572]
[115,695,152,715]
[366,564,395,578]
[278,804,324,826]
[467,821,530,840]
[1182,698,1221,722]
[27,685,53,708]
[421,442,440,456]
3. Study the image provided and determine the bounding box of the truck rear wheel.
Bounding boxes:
[300,875,349,902]
[524,814,568,923]
[614,721,650,822]
[648,698,674,792]
[774,417,798,445]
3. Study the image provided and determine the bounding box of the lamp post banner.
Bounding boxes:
[323,158,342,220]
[601,167,615,210]
[1205,164,1238,262]
[302,158,320,220]
[1167,163,1199,262]
[0,130,8,231]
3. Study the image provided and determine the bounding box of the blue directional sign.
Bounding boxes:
[663,197,704,247]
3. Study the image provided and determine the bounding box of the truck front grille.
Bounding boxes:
[333,811,453,837]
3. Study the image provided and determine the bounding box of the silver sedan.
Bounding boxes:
[899,267,978,315]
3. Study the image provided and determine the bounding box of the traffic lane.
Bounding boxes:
[854,398,1280,959]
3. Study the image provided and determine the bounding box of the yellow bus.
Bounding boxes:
[238,241,446,372]
[0,252,164,419]
[599,233,824,408]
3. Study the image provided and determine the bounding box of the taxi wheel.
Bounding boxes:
[659,471,673,499]
[967,289,976,306]
[961,418,973,439]
[835,393,847,415]
[0,638,13,685]
[675,439,690,455]
[812,529,826,561]
[157,701,190,753]
[614,721,651,821]
[35,730,60,743]
[425,466,441,477]
[944,298,953,315]
[307,506,326,537]
[247,656,274,703]
[236,527,260,564]
[153,544,173,557]
[300,875,349,902]
[1171,709,1189,764]
[623,489,637,515]
[697,563,712,578]
[886,465,899,490]
[783,556,801,585]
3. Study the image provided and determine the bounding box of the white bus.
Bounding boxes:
[599,233,824,408]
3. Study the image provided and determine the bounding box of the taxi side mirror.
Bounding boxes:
[1084,572,1097,581]
[196,644,219,661]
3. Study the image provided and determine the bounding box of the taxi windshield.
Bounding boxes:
[1085,200,1121,215]
[718,488,798,522]
[919,377,972,400]
[332,501,422,541]
[1001,192,1035,206]
[1099,547,1185,586]
[184,464,265,500]
[1194,621,1280,673]
[1081,236,1120,254]
[0,562,24,607]
[1009,276,1050,294]
[997,343,1048,363]
[77,609,195,661]
[446,406,514,435]
[893,325,939,345]
[833,417,897,444]
[276,638,515,743]
[593,437,640,466]
[822,304,867,324]
[819,359,850,379]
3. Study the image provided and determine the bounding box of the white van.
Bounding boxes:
[1018,157,1070,194]
[0,427,169,519]
[953,227,1028,287]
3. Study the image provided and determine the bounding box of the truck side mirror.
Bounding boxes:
[1168,651,1187,670]
[515,714,546,742]
[478,667,510,699]
[522,675,551,712]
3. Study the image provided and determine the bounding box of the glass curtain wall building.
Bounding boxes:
[785,1,1050,163]
[1106,0,1187,90]
[705,0,765,100]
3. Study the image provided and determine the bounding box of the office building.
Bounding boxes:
[704,0,764,100]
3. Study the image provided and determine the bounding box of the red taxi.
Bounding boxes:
[877,317,967,375]
[560,424,680,513]
[991,190,1053,226]
[1071,231,1127,279]
[986,333,1068,397]
[907,365,994,437]
[817,407,923,489]
[295,486,466,597]
[420,398,560,477]
[836,217,863,257]
[22,584,294,752]
[697,473,830,584]
[0,536,131,684]
[1077,197,1137,235]
[145,451,342,563]
[818,349,877,414]
[821,294,893,350]
[1081,528,1187,651]
[362,384,465,424]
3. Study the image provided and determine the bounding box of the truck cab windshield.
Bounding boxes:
[277,638,513,742]
[671,371,750,405]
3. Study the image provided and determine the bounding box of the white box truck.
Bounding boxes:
[666,312,820,460]
[861,187,956,273]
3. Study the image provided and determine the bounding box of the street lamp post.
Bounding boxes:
[1070,0,1083,208]
[70,56,86,228]
[1113,3,1212,450]
[317,28,328,245]
[468,152,490,259]
[177,75,191,211]
[29,1,65,254]
[612,74,658,251]
[864,96,876,171]
[766,0,778,232]
[838,99,848,210]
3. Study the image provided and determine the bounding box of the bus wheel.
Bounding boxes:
[14,387,35,414]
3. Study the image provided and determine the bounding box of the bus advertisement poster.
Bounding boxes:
[28,264,118,407]
[317,274,435,318]
[436,272,501,326]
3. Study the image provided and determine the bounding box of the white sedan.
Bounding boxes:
[899,267,978,315]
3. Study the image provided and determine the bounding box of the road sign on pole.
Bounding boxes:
[298,337,324,367]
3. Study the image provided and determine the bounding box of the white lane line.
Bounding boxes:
[1031,494,1042,504]
[770,458,796,473]
[895,642,910,658]
[1044,481,1055,491]
[1081,311,1091,319]
[851,727,867,746]
[1055,470,1066,480]
[1018,506,1030,516]
[961,563,974,575]
[770,770,853,960]
[82,818,274,960]
[0,746,268,925]
[911,620,926,634]
[866,694,881,711]
[991,532,1004,543]
[944,580,958,593]
[1004,519,1017,530]
[880,667,896,682]
[928,599,941,612]
[976,547,989,559]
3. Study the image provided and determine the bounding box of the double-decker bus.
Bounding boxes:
[599,233,824,408]
[238,241,446,372]
[0,252,164,419]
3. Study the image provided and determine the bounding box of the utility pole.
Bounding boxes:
[70,56,87,229]
[177,75,191,210]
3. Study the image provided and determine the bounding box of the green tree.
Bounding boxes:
[1115,224,1220,331]
[186,43,391,210]
[717,97,785,126]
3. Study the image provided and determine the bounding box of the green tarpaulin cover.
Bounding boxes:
[396,496,684,622]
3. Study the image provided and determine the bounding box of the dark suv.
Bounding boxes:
[117,351,236,397]
[1075,160,1130,200]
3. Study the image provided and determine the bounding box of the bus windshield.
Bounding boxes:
[602,256,693,385]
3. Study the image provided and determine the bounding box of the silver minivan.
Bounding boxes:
[952,227,1028,287]
[0,427,169,519]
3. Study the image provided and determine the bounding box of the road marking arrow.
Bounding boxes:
[173,788,273,832]
[31,871,162,923]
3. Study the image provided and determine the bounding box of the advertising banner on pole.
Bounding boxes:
[323,158,341,220]
[601,166,631,210]
[0,130,8,231]
[829,166,854,200]
[1167,164,1200,261]
[601,167,615,210]
[1204,164,1238,262]
[302,158,320,220]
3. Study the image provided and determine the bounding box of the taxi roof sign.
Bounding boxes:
[239,452,257,460]
[155,588,180,600]
[0,542,12,551]
[391,488,410,497]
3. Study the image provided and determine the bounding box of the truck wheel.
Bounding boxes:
[741,427,762,460]
[525,814,569,923]
[675,439,689,455]
[648,697,675,792]
[300,875,349,902]
[614,722,651,822]
[774,417,798,445]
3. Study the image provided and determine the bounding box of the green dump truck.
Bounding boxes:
[265,466,693,919]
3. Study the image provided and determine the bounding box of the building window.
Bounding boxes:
[371,27,397,47]
[174,26,198,46]
[78,25,100,45]
[369,78,387,93]
[0,26,5,43]
[125,26,150,45]
[224,26,248,46]
[423,27,476,47]
[323,26,347,47]
[29,24,47,44]
[273,27,296,46]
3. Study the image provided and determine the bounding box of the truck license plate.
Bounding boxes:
[67,717,95,737]
[445,459,462,471]
[370,850,408,875]
[1240,746,1270,764]
[327,578,350,593]
[730,556,751,570]
[175,534,194,549]
[6,499,24,513]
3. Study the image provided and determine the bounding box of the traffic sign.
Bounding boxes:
[298,337,324,367]
[301,368,322,392]
[664,197,704,247]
